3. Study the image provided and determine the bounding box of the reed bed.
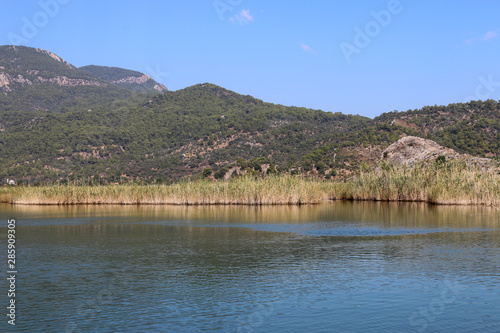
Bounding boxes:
[333,161,500,206]
[0,175,331,205]
[1,161,499,206]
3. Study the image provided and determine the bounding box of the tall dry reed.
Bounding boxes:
[0,175,330,205]
[329,160,500,206]
[1,161,498,206]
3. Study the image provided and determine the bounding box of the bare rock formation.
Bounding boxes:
[381,136,492,166]
[111,74,167,92]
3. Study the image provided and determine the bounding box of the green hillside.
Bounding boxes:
[1,81,498,184]
[0,46,499,185]
[375,100,500,158]
[79,65,144,82]
[0,45,165,113]
[0,83,384,184]
[0,45,79,79]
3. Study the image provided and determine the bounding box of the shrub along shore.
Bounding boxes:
[1,161,499,206]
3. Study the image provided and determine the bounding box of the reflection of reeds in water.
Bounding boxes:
[2,200,499,230]
[0,162,499,206]
[321,201,500,228]
[1,203,324,223]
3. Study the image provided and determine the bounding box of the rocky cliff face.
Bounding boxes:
[0,45,108,93]
[381,136,492,166]
[78,65,168,93]
[0,72,109,92]
[111,74,167,92]
[0,45,169,112]
[0,72,31,92]
[0,45,167,94]
[37,76,108,87]
[32,47,74,69]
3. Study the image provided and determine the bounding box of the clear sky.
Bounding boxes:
[1,0,499,118]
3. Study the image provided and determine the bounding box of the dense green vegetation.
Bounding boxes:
[375,100,500,158]
[79,65,145,82]
[1,45,499,185]
[0,83,381,184]
[0,45,81,78]
[2,82,497,185]
[0,45,164,113]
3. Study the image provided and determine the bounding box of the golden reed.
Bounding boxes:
[0,161,498,206]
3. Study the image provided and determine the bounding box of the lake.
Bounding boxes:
[1,202,499,332]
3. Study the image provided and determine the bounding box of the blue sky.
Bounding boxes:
[1,0,499,118]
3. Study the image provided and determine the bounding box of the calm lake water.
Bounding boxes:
[1,202,499,332]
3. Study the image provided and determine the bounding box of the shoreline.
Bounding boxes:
[1,198,498,207]
[1,196,498,207]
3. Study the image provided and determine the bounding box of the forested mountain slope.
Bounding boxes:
[375,100,500,158]
[0,46,498,184]
[0,45,165,113]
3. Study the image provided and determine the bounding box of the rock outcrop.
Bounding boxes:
[0,73,108,92]
[37,76,108,87]
[33,47,74,68]
[0,72,31,91]
[112,74,151,85]
[78,65,168,92]
[111,74,167,92]
[381,136,492,166]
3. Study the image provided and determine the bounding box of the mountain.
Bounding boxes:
[0,81,387,184]
[79,65,167,93]
[0,45,166,113]
[0,46,498,185]
[375,100,500,158]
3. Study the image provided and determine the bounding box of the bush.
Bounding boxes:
[214,167,228,180]
[436,155,446,165]
[236,158,248,169]
[201,168,212,178]
[316,161,326,172]
[267,162,277,174]
[248,159,262,171]
[302,160,313,172]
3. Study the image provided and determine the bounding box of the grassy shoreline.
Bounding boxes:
[1,161,499,206]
